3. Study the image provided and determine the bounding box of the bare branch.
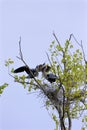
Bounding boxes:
[69,34,87,62]
[46,52,56,74]
[18,37,29,67]
[19,37,23,59]
[53,32,61,47]
[69,34,72,41]
[46,52,52,65]
[81,40,86,62]
[69,34,81,46]
[16,38,48,94]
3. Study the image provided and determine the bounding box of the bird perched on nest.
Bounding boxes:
[36,63,58,83]
[45,73,58,83]
[14,66,38,78]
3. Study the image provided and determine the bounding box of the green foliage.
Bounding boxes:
[0,83,8,95]
[0,60,11,95]
[14,74,27,88]
[49,38,87,129]
[5,58,14,67]
[52,114,59,130]
[82,115,87,130]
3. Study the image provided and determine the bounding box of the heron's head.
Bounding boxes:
[36,63,51,72]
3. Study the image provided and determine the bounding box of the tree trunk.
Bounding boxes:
[57,106,66,130]
[67,111,72,130]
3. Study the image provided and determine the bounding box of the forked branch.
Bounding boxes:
[16,37,48,94]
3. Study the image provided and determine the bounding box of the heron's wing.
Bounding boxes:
[14,66,28,73]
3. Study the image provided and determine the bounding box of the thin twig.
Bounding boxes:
[55,57,63,73]
[69,34,81,46]
[46,52,52,66]
[19,37,23,59]
[27,91,38,95]
[69,34,72,41]
[17,37,29,67]
[69,34,87,62]
[53,32,61,46]
[46,52,57,74]
[81,40,86,62]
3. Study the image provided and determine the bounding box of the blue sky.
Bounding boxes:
[0,0,87,130]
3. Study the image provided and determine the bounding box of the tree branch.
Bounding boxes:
[53,32,61,47]
[69,34,81,46]
[15,38,49,94]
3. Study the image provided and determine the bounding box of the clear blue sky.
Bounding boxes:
[0,0,87,130]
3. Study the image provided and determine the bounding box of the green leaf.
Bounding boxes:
[0,83,8,95]
[56,45,63,51]
[82,118,84,122]
[70,44,73,48]
[65,40,70,46]
[5,58,14,66]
